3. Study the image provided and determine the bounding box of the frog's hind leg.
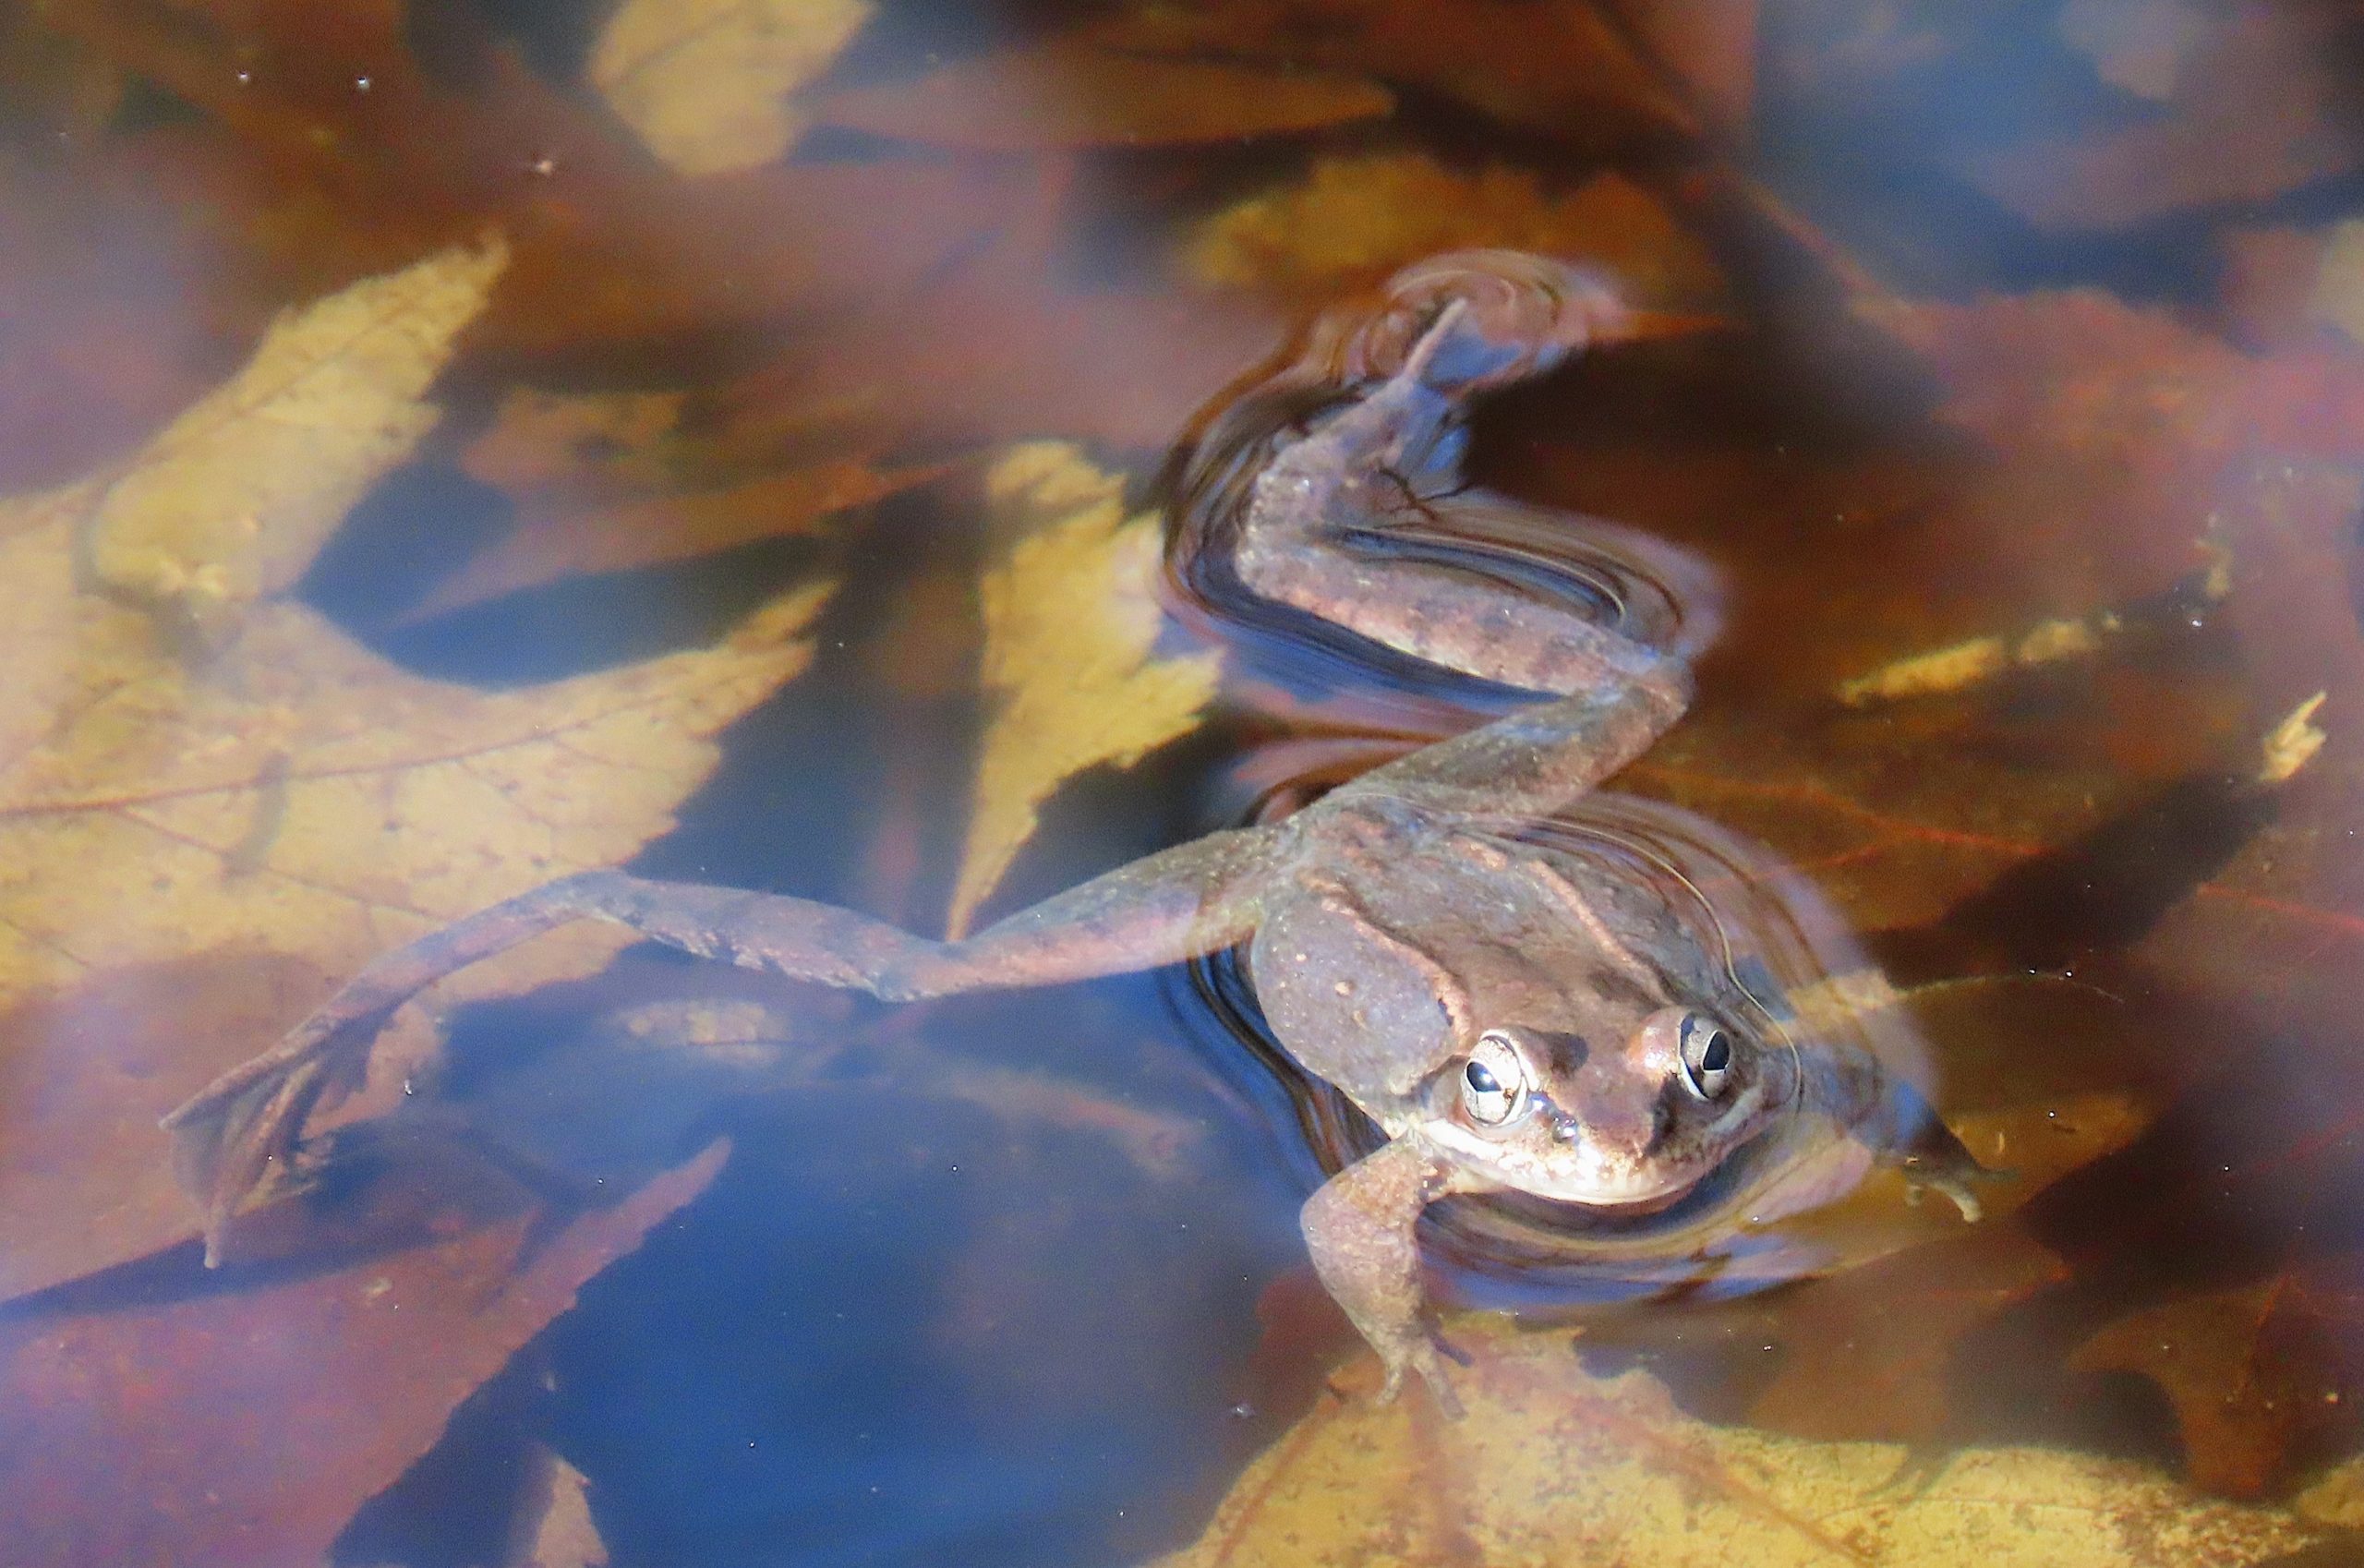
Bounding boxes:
[165,826,1290,1260]
[1330,667,1690,825]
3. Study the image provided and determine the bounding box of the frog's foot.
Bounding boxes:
[163,999,395,1263]
[1901,1157,2013,1223]
[1371,1323,1472,1418]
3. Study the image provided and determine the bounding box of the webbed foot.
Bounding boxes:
[163,1000,394,1262]
[1902,1157,2014,1223]
[1370,1324,1473,1417]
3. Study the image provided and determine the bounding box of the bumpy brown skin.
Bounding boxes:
[165,251,1986,1411]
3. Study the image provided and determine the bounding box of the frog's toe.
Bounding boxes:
[1370,1334,1467,1417]
[1905,1165,2008,1223]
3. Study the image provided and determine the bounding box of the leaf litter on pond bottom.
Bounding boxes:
[0,1140,727,1568]
[0,241,838,1301]
[1153,1319,2336,1568]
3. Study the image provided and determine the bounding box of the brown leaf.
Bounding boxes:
[30,4,1021,362]
[0,1140,725,1568]
[811,41,1394,151]
[408,385,944,617]
[0,143,218,493]
[1604,0,1759,129]
[1186,158,1727,310]
[1085,0,1698,142]
[2070,1263,2364,1497]
[712,282,1287,453]
[948,443,1220,935]
[1844,292,2364,1024]
[1157,1320,2329,1566]
[1744,1227,2072,1444]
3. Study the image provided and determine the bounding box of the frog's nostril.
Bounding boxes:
[1550,1109,1583,1142]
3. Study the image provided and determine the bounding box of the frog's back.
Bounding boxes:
[1249,799,1721,1121]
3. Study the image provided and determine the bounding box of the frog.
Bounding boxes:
[166,249,1988,1413]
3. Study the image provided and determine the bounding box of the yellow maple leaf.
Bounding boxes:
[0,242,838,1027]
[1158,1320,2327,1568]
[592,0,874,175]
[947,442,1219,937]
[79,235,510,647]
[0,242,838,1300]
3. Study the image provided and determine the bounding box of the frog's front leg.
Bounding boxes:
[1301,1132,1492,1416]
[166,826,1292,1258]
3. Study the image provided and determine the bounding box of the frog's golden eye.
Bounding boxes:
[1462,1030,1529,1126]
[1678,1013,1733,1099]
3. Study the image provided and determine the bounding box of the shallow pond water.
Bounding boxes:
[4,1,2364,1565]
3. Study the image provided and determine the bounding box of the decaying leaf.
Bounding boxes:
[811,41,1393,151]
[2069,1271,2361,1498]
[712,281,1286,453]
[947,443,1219,936]
[411,384,938,617]
[0,1140,726,1568]
[1158,1320,2330,1567]
[591,0,874,175]
[1186,157,1726,308]
[1603,0,1758,129]
[79,235,508,646]
[1084,0,1696,142]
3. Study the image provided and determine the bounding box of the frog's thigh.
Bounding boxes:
[1252,893,1468,1096]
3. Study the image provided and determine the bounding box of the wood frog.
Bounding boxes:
[167,251,1987,1413]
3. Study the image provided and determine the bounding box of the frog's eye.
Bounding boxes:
[1461,1030,1529,1127]
[1678,1013,1734,1100]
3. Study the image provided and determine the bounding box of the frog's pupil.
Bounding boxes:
[1701,1032,1731,1072]
[1465,1061,1500,1094]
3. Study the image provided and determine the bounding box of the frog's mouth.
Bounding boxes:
[1534,1121,1780,1235]
[1454,1114,1784,1235]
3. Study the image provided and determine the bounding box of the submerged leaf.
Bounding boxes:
[2070,1262,2364,1497]
[1157,1321,2327,1567]
[415,384,938,617]
[80,236,509,646]
[591,0,874,175]
[0,1140,725,1568]
[0,356,834,1297]
[948,443,1219,937]
[1085,0,1695,141]
[1186,157,1726,309]
[812,42,1393,151]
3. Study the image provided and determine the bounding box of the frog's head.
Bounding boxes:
[1419,1008,1790,1209]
